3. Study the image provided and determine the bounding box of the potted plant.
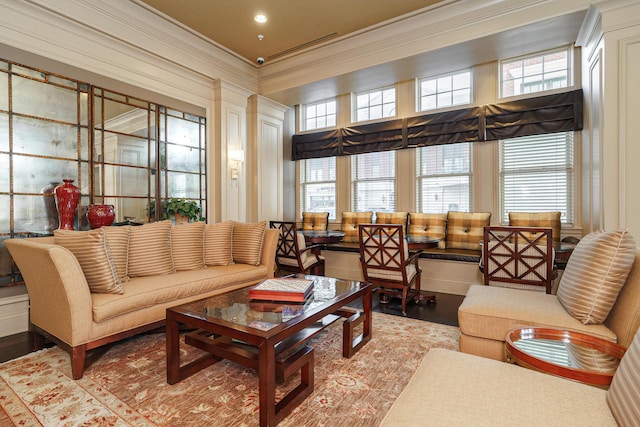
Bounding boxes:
[160,198,202,223]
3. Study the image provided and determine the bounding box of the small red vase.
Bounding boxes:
[54,179,80,230]
[87,204,116,228]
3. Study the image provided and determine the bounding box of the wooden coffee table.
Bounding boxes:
[166,275,372,427]
[505,327,626,387]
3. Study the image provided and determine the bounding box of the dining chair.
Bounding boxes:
[358,223,435,315]
[270,221,325,276]
[481,226,556,294]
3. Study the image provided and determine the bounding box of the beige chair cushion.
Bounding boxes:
[171,221,205,271]
[408,212,447,249]
[54,228,123,294]
[128,220,175,277]
[301,212,329,231]
[446,211,491,250]
[341,211,373,242]
[277,233,325,270]
[204,221,234,266]
[232,221,266,266]
[375,212,409,234]
[557,229,636,324]
[509,211,561,246]
[606,327,640,425]
[102,225,130,282]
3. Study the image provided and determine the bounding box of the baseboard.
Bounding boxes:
[0,294,29,338]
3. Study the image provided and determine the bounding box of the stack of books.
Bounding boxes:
[249,278,314,303]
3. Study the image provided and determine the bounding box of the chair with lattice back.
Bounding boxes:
[358,223,435,315]
[481,226,556,294]
[270,221,325,276]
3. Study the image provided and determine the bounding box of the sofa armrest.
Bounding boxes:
[260,228,278,278]
[5,238,94,346]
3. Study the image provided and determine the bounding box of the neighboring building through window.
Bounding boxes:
[302,99,336,131]
[500,132,574,224]
[500,47,570,98]
[416,143,471,213]
[419,69,472,111]
[299,157,336,219]
[351,151,396,214]
[354,86,396,122]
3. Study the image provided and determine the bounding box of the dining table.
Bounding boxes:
[300,229,346,245]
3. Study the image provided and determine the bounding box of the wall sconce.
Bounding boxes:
[228,149,245,180]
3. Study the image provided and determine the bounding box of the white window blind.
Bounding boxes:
[299,157,336,219]
[303,99,336,131]
[355,87,396,122]
[501,48,570,98]
[416,143,471,213]
[500,132,574,223]
[352,151,395,213]
[419,69,472,111]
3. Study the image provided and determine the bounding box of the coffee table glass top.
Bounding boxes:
[174,275,365,331]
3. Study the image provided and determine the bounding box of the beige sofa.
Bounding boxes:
[459,236,640,360]
[6,220,278,379]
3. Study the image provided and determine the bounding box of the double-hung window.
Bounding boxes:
[299,157,336,219]
[302,99,336,131]
[419,69,472,111]
[351,151,396,213]
[416,143,472,213]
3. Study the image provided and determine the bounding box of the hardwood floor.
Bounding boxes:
[0,291,464,364]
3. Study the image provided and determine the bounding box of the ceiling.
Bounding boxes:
[139,0,446,64]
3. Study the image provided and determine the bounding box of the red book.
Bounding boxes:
[249,278,314,302]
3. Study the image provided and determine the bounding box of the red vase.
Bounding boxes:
[54,179,80,230]
[87,204,116,228]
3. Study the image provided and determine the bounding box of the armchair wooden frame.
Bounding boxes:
[358,223,435,315]
[482,226,555,294]
[270,221,325,276]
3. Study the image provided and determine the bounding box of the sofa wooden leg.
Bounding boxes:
[30,329,45,351]
[71,345,87,380]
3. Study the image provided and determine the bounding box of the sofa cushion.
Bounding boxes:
[232,221,266,266]
[381,348,616,426]
[103,225,130,281]
[171,222,205,271]
[204,221,234,266]
[54,228,123,294]
[408,213,447,249]
[607,327,640,425]
[375,212,409,234]
[557,229,636,324]
[508,211,561,246]
[128,220,175,277]
[446,211,490,250]
[341,211,373,243]
[458,285,617,343]
[301,212,329,231]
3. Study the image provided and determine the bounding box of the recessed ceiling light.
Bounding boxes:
[254,14,267,23]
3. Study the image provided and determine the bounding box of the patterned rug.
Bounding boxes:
[0,312,459,426]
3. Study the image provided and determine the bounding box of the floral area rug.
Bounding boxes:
[0,312,459,426]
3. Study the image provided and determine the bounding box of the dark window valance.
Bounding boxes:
[292,89,583,160]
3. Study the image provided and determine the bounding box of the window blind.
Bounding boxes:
[351,151,396,214]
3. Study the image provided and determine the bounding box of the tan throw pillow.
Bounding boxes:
[232,221,266,266]
[128,220,175,277]
[54,228,123,294]
[446,211,491,250]
[102,225,130,282]
[171,222,205,271]
[607,328,640,425]
[204,221,234,266]
[408,213,447,249]
[557,229,636,324]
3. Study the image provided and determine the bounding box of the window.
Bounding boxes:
[500,48,570,98]
[300,157,336,219]
[419,69,472,111]
[500,132,574,224]
[302,99,336,131]
[416,143,472,213]
[354,87,395,122]
[352,151,395,213]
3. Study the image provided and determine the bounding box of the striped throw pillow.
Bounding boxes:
[446,211,491,250]
[128,220,175,277]
[341,211,373,243]
[232,221,266,266]
[54,228,123,294]
[171,222,205,271]
[204,221,234,266]
[607,327,640,425]
[557,229,636,324]
[408,213,447,249]
[103,225,130,281]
